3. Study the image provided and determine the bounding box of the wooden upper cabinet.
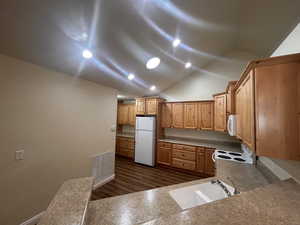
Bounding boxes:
[172,103,184,128]
[198,102,214,130]
[128,104,136,126]
[214,94,227,132]
[226,81,237,114]
[161,103,172,128]
[234,71,255,150]
[255,63,300,160]
[146,98,158,115]
[235,87,243,139]
[136,98,145,115]
[117,104,129,125]
[184,103,197,129]
[242,72,255,149]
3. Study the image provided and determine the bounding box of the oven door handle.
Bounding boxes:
[212,152,216,163]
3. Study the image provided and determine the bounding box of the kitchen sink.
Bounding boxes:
[169,180,235,210]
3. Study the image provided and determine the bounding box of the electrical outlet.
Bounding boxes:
[15,150,24,160]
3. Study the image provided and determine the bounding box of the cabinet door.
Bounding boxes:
[136,98,145,115]
[199,102,214,130]
[205,148,215,176]
[161,103,172,128]
[214,94,227,132]
[255,63,300,160]
[235,87,243,139]
[146,98,158,115]
[117,104,129,125]
[196,147,205,173]
[157,147,172,166]
[242,72,255,149]
[172,103,184,128]
[184,103,197,129]
[128,104,136,126]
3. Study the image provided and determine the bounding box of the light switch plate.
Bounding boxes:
[15,150,24,160]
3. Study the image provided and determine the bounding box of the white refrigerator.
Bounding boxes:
[135,116,156,166]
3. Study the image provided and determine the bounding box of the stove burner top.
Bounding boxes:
[233,158,246,162]
[217,151,227,154]
[229,152,242,156]
[218,155,232,159]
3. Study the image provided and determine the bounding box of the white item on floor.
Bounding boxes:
[169,181,235,210]
[135,116,156,166]
[227,114,237,136]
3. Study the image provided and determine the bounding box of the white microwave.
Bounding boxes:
[227,114,237,136]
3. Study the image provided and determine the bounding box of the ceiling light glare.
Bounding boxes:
[82,49,93,59]
[150,85,156,91]
[173,38,181,47]
[185,62,192,69]
[128,73,135,80]
[146,57,160,70]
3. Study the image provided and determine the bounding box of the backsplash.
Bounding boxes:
[164,128,240,143]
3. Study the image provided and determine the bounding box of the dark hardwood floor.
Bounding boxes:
[91,156,204,200]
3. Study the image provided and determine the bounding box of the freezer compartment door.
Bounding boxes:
[135,130,155,166]
[136,116,155,131]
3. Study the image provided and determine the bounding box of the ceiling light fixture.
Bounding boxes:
[146,57,160,70]
[185,62,192,69]
[128,73,135,80]
[150,85,156,91]
[82,49,93,59]
[173,38,181,47]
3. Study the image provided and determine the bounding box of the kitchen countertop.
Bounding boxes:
[139,179,300,225]
[38,177,94,225]
[158,137,241,152]
[87,153,269,225]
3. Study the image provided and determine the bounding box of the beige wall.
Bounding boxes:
[161,51,257,101]
[0,54,118,225]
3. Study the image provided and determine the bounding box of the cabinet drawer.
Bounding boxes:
[183,145,196,152]
[173,149,196,161]
[119,139,128,148]
[173,144,184,150]
[158,142,172,149]
[173,144,196,152]
[172,158,195,171]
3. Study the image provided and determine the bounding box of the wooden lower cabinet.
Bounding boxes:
[196,147,205,173]
[205,148,216,176]
[173,158,196,171]
[157,146,172,166]
[116,137,135,159]
[157,141,215,176]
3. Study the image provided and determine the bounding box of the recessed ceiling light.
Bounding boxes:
[185,62,192,69]
[128,73,135,80]
[82,49,93,59]
[150,85,156,91]
[173,38,181,47]
[146,57,160,70]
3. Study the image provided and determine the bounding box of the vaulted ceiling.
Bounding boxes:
[1,0,300,95]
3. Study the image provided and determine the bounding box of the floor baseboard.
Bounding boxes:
[93,174,115,190]
[20,211,45,225]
